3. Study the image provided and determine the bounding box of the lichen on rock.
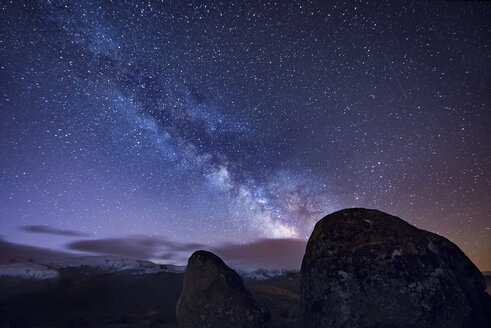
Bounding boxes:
[301,208,490,328]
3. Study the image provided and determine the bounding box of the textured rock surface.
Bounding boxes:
[301,208,490,328]
[176,250,269,328]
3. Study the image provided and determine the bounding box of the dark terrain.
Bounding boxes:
[0,267,488,327]
[0,268,301,328]
[247,271,301,327]
[0,268,183,328]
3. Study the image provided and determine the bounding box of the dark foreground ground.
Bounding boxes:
[1,270,489,328]
[0,268,301,328]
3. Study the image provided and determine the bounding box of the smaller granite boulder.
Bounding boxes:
[176,250,269,328]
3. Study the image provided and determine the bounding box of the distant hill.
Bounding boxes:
[0,256,297,327]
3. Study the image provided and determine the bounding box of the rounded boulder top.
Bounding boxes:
[301,208,490,328]
[176,250,269,328]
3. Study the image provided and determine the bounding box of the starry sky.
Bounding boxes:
[0,1,490,270]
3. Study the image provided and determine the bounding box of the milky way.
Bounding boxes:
[0,1,490,269]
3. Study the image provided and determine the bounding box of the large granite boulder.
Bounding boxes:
[176,250,269,328]
[301,208,490,328]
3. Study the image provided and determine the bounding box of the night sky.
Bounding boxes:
[1,1,490,270]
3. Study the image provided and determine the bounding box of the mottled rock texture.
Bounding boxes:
[301,208,490,328]
[176,250,269,328]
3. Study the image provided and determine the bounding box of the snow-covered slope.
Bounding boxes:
[46,255,163,274]
[46,256,190,274]
[0,262,59,280]
[237,268,291,280]
[0,256,188,280]
[0,257,292,281]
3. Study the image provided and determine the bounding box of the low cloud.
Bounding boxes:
[22,225,88,237]
[0,239,71,264]
[66,235,203,260]
[67,236,306,269]
[211,238,307,270]
[67,238,155,258]
[2,235,307,270]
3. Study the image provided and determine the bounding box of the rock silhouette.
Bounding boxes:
[301,208,490,328]
[176,250,269,328]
